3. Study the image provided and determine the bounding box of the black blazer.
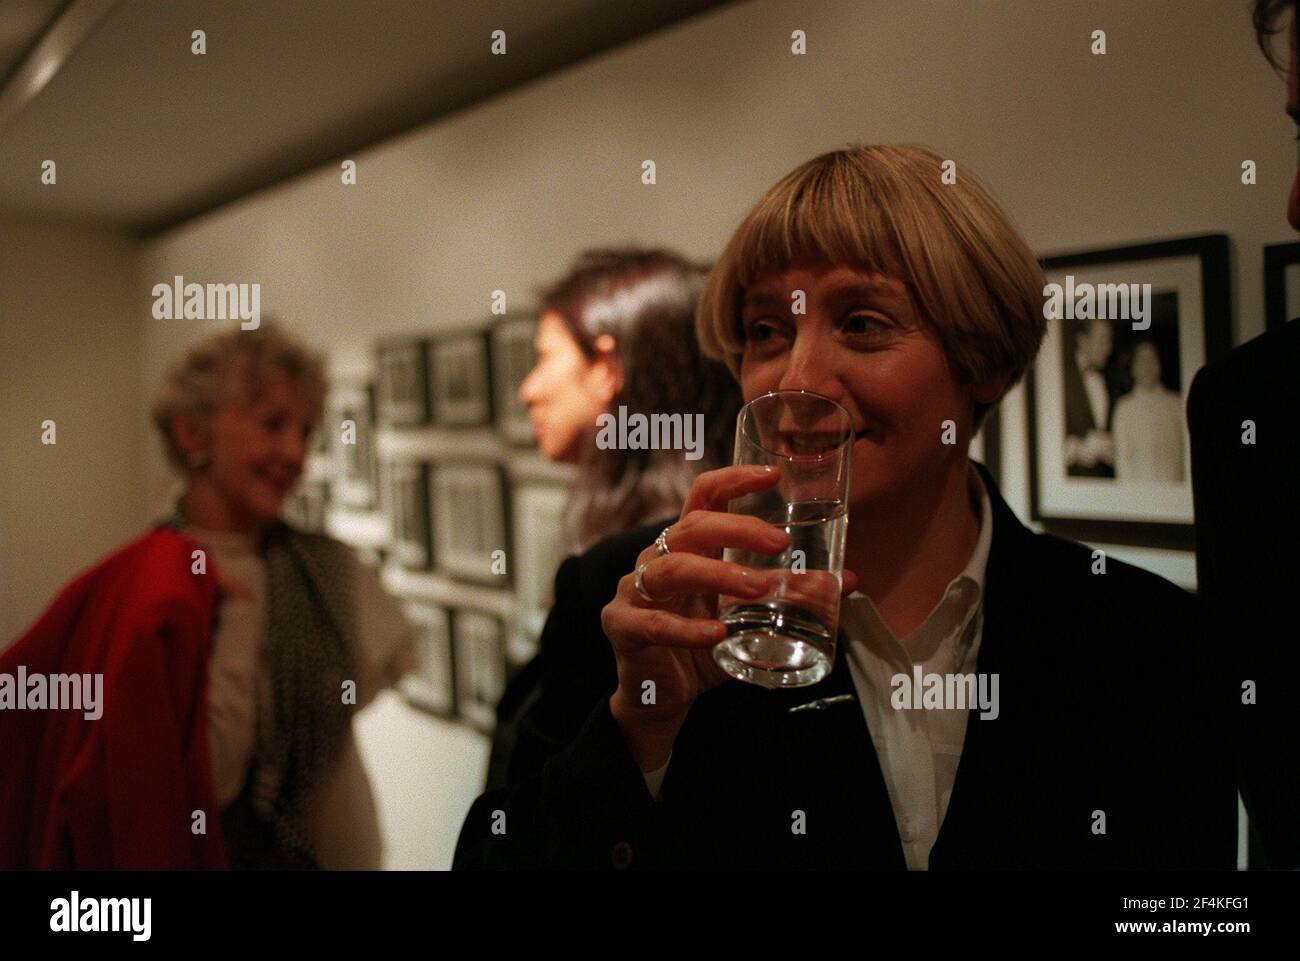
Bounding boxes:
[455,464,1237,869]
[1188,318,1300,869]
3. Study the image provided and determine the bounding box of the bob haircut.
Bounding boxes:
[696,144,1047,429]
[152,322,328,473]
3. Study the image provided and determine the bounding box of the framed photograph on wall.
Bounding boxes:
[452,609,507,733]
[430,330,492,427]
[1263,240,1300,331]
[1027,234,1231,550]
[399,600,456,719]
[431,462,509,584]
[385,459,432,570]
[331,384,377,509]
[490,313,537,445]
[377,337,430,426]
[509,479,570,664]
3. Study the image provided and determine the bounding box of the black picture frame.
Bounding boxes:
[431,461,510,585]
[451,608,507,733]
[385,459,432,570]
[1263,240,1300,331]
[430,329,493,427]
[365,381,381,505]
[399,600,457,720]
[489,313,537,445]
[1027,234,1231,550]
[377,337,430,426]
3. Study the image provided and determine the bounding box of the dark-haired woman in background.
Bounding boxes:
[520,248,741,552]
[484,248,742,791]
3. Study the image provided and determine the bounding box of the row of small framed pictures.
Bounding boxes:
[378,314,536,443]
[400,600,507,732]
[386,458,569,653]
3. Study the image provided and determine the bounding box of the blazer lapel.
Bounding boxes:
[928,464,1044,868]
[771,631,907,868]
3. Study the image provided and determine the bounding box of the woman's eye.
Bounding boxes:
[844,314,889,336]
[745,320,780,343]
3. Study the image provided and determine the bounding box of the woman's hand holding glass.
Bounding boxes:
[601,464,858,772]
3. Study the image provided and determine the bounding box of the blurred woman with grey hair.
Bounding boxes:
[1,322,416,870]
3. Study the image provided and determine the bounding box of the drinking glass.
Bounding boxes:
[714,389,852,688]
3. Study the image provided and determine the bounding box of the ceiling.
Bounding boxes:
[0,0,734,236]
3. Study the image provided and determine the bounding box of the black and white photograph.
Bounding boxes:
[430,331,492,428]
[431,462,508,584]
[385,459,432,570]
[1028,235,1231,547]
[451,610,507,734]
[377,337,430,426]
[399,601,456,719]
[490,314,538,445]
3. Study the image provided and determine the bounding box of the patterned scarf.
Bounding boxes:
[161,501,358,870]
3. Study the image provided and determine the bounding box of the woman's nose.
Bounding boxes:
[518,366,542,406]
[777,333,841,398]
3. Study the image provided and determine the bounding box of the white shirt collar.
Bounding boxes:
[844,463,993,667]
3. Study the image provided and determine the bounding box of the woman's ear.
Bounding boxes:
[590,334,624,405]
[169,410,211,460]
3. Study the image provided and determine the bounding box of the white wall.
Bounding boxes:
[12,0,1289,866]
[0,213,143,644]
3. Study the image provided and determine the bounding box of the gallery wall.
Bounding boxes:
[0,213,142,644]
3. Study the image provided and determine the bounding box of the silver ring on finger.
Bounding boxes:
[654,526,672,558]
[634,559,658,603]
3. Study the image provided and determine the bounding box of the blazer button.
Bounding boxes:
[611,840,634,870]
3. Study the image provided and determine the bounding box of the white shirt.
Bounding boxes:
[186,524,417,870]
[642,466,993,872]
